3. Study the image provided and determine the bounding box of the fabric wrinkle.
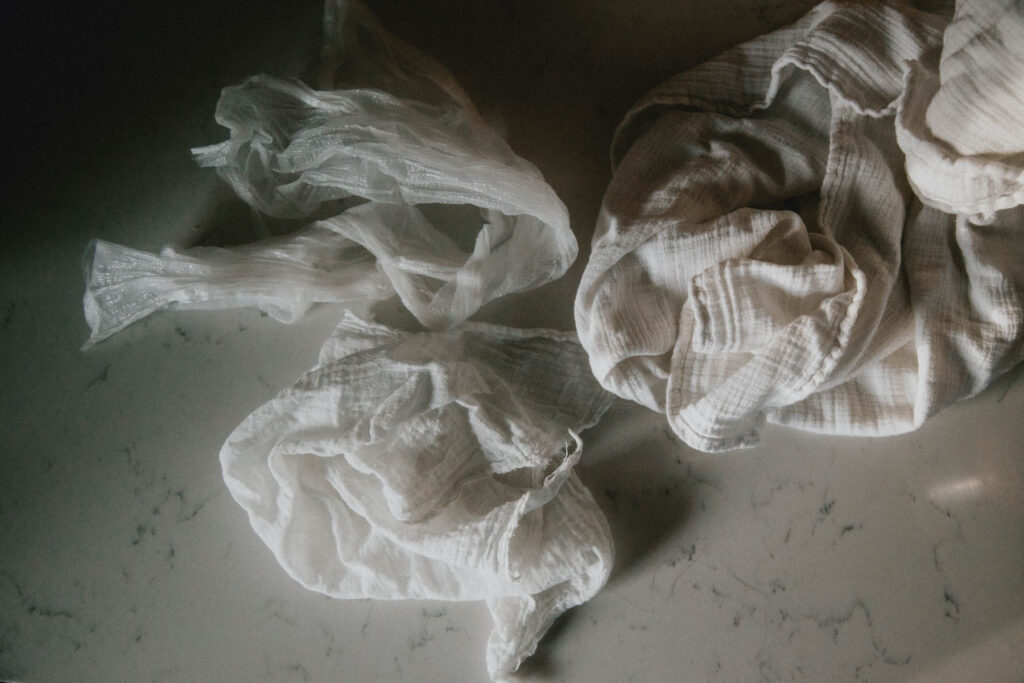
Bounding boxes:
[81,0,575,347]
[79,0,1024,678]
[577,0,1024,451]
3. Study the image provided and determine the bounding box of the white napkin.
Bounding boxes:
[82,0,574,346]
[220,311,614,680]
[576,0,1024,452]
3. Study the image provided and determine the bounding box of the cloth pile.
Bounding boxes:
[83,1,606,678]
[82,0,1024,678]
[577,0,1024,451]
[83,0,575,345]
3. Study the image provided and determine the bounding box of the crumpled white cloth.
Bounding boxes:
[576,0,1024,452]
[82,0,574,346]
[220,311,613,680]
[81,1,611,678]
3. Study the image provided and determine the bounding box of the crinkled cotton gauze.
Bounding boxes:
[575,0,1024,452]
[81,0,1024,678]
[82,0,575,346]
[80,0,608,679]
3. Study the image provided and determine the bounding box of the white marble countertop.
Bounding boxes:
[2,1,1022,681]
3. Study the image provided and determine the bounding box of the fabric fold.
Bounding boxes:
[82,0,574,345]
[82,3,607,677]
[220,312,615,680]
[81,225,392,347]
[577,0,1024,451]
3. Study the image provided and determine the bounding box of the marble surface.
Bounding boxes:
[2,1,1023,681]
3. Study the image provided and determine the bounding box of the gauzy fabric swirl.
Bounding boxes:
[81,0,574,346]
[220,312,613,680]
[80,1,610,679]
[576,0,1024,452]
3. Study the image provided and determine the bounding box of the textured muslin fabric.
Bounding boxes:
[922,0,1024,159]
[576,0,1024,452]
[220,312,614,680]
[82,0,574,346]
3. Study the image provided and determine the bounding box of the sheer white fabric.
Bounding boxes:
[82,0,574,346]
[82,2,607,678]
[220,312,614,680]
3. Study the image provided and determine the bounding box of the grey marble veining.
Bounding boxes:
[2,1,1022,681]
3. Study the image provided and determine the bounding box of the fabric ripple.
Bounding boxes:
[82,0,574,346]
[577,0,1024,451]
[220,312,614,680]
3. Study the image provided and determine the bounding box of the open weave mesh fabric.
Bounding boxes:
[83,0,574,346]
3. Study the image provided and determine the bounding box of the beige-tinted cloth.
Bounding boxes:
[576,0,1024,452]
